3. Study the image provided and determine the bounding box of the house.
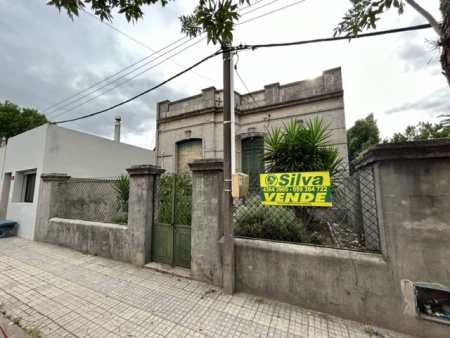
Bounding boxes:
[155,67,348,177]
[0,123,155,240]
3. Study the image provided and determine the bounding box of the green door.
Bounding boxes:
[242,137,264,192]
[152,174,192,269]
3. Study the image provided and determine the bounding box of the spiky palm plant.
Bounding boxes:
[263,117,345,229]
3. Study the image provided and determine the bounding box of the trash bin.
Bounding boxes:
[0,219,17,238]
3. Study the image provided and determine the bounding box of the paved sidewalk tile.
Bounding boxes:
[0,237,415,338]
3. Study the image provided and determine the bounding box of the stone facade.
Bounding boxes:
[156,67,348,173]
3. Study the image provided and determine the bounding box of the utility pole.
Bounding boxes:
[222,44,235,295]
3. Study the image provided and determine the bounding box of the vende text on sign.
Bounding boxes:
[259,171,332,207]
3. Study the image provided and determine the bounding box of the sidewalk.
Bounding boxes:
[0,237,414,338]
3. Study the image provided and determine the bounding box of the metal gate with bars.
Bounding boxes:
[152,174,192,268]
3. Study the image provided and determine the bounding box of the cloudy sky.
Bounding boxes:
[0,0,447,149]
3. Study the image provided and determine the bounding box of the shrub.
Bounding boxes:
[112,173,130,224]
[234,196,308,243]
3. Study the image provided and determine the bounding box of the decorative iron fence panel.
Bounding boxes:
[233,166,380,252]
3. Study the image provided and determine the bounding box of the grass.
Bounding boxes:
[0,302,42,338]
[26,327,43,338]
[364,326,384,337]
[201,288,217,299]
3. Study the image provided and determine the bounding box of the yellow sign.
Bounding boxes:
[260,171,332,207]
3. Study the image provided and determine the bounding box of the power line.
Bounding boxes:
[50,36,207,120]
[237,0,279,16]
[43,35,189,115]
[45,35,207,118]
[47,36,206,119]
[54,49,224,124]
[44,0,285,117]
[234,53,259,107]
[83,10,218,85]
[244,24,432,50]
[236,0,305,27]
[53,23,433,125]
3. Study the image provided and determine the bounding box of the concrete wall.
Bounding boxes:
[157,68,348,173]
[46,218,129,261]
[232,139,450,338]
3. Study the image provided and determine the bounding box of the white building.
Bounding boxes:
[0,124,155,240]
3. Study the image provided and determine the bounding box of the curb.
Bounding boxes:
[0,314,30,338]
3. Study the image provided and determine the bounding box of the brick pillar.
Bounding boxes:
[35,173,71,242]
[126,164,165,266]
[189,159,224,286]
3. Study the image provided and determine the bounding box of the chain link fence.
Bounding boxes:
[233,166,380,252]
[56,176,128,224]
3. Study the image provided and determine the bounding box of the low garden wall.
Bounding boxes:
[47,218,129,261]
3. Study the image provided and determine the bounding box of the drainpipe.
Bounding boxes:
[114,117,121,142]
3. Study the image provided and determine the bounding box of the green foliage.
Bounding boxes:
[158,174,192,225]
[113,174,130,212]
[347,113,380,172]
[234,196,308,243]
[0,101,48,139]
[47,0,172,22]
[334,0,405,38]
[264,117,345,177]
[385,121,450,143]
[112,173,130,224]
[111,213,128,224]
[25,327,43,338]
[263,117,344,230]
[180,0,249,45]
[48,0,249,45]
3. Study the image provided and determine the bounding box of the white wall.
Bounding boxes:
[3,125,47,239]
[0,146,8,218]
[42,124,155,177]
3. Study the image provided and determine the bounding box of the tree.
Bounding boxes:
[263,117,345,230]
[47,0,249,45]
[347,113,380,172]
[334,1,450,88]
[385,121,450,142]
[0,101,48,140]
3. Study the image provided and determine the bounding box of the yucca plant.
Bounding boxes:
[112,173,130,223]
[263,117,345,229]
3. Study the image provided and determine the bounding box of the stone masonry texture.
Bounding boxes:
[0,237,415,338]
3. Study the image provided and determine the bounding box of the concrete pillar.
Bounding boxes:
[35,173,71,242]
[126,164,165,266]
[202,86,217,108]
[189,159,224,286]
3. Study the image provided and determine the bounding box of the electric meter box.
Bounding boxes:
[232,173,249,198]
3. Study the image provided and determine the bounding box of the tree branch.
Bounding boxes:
[405,0,441,35]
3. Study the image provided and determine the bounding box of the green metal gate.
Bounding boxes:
[152,174,192,269]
